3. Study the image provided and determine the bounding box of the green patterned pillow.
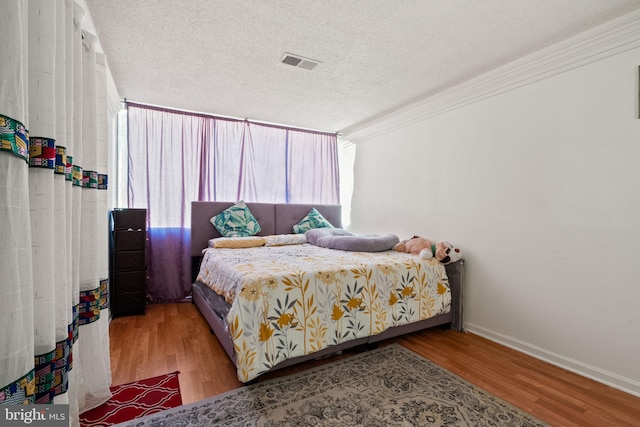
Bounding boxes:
[210,201,262,237]
[292,208,334,234]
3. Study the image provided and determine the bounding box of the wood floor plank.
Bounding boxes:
[109,303,640,426]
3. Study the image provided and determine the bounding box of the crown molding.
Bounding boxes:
[341,9,640,142]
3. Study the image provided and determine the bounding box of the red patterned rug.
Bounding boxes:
[80,372,182,427]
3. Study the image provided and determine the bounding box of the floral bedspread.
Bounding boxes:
[197,243,451,382]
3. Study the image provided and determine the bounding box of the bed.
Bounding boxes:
[190,201,464,382]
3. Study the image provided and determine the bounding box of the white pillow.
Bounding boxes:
[264,234,307,246]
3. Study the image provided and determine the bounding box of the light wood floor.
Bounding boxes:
[109,303,640,427]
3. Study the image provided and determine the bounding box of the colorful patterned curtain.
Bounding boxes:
[0,1,115,425]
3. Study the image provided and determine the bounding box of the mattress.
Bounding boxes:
[196,243,451,382]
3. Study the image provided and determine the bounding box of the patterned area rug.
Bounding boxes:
[80,371,182,427]
[118,346,549,426]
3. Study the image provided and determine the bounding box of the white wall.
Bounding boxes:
[344,13,640,396]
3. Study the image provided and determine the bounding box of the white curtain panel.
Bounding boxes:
[76,30,112,413]
[0,0,35,406]
[96,55,110,284]
[52,0,70,410]
[0,153,33,404]
[69,1,86,418]
[62,0,80,418]
[28,0,57,404]
[1,1,113,424]
[95,53,112,395]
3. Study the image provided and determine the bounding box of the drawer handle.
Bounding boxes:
[126,228,144,232]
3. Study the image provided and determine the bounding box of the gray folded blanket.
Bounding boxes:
[305,228,399,252]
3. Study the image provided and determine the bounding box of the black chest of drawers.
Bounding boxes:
[109,208,147,317]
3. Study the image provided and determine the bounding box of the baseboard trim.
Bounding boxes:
[464,323,640,398]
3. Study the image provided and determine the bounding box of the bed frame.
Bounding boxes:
[190,201,464,377]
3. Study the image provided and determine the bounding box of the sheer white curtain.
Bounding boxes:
[0,0,33,413]
[0,1,114,425]
[126,103,340,303]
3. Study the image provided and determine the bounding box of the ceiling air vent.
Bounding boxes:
[280,53,320,71]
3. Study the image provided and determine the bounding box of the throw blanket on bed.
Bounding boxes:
[197,244,451,382]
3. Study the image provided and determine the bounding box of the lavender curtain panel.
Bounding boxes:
[126,103,340,302]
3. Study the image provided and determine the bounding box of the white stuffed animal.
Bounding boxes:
[393,236,462,264]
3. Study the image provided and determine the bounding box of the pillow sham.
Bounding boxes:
[209,236,266,248]
[264,234,307,246]
[210,200,262,237]
[292,208,334,234]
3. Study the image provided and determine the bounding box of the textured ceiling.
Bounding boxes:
[84,0,640,133]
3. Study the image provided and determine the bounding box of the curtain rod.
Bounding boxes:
[123,99,338,136]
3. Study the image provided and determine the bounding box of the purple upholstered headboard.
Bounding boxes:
[190,201,343,258]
